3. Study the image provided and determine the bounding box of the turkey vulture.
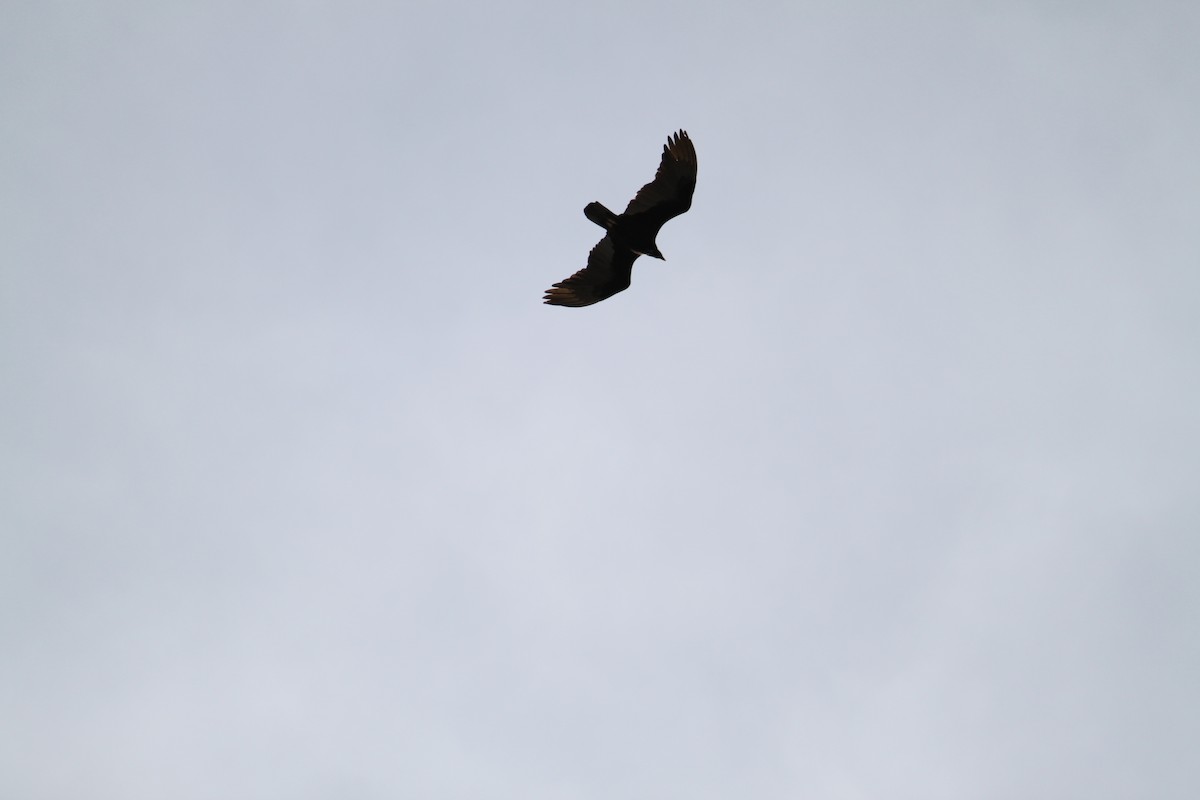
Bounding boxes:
[543,130,697,307]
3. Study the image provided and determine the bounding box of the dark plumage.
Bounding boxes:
[544,130,697,307]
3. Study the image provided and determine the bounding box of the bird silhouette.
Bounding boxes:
[544,130,697,307]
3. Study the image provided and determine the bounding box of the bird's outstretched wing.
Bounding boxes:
[622,130,698,222]
[543,237,639,307]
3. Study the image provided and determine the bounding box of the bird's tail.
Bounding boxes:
[584,202,617,230]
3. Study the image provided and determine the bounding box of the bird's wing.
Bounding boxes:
[621,130,698,222]
[543,237,639,307]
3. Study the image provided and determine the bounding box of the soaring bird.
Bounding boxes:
[543,130,697,307]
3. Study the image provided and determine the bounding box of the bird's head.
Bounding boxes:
[646,246,665,260]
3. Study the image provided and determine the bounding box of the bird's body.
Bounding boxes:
[544,130,697,307]
[582,201,663,260]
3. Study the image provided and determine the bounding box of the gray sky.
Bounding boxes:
[3,1,1199,797]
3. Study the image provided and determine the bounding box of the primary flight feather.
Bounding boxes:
[544,130,697,307]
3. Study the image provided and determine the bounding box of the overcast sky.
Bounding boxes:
[3,2,1199,798]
